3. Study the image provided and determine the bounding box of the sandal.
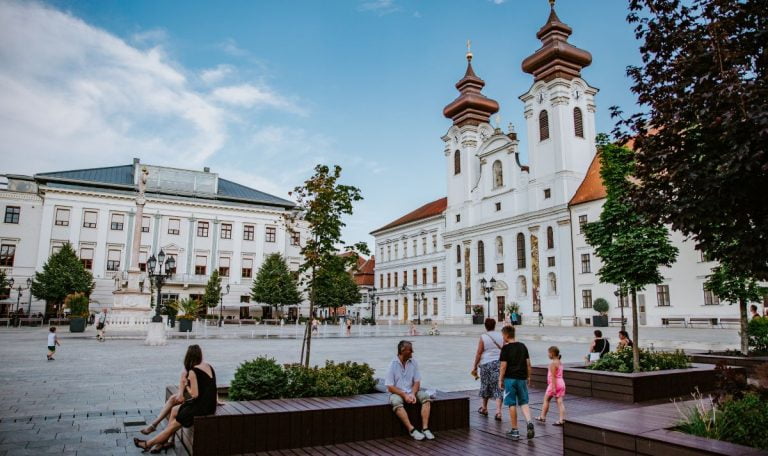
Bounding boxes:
[553,420,565,426]
[133,438,151,452]
[477,407,488,416]
[535,416,546,423]
[140,424,156,435]
[494,413,502,421]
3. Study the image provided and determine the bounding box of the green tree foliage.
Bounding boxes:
[290,164,369,366]
[31,243,94,314]
[592,298,609,315]
[0,270,8,299]
[63,292,90,318]
[705,262,765,355]
[314,255,360,322]
[615,0,768,280]
[202,269,222,309]
[251,253,302,317]
[583,137,678,372]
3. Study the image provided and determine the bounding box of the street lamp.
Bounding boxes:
[400,284,409,322]
[614,287,627,332]
[218,283,230,327]
[479,277,496,319]
[9,278,32,322]
[147,249,176,323]
[367,287,377,325]
[414,291,425,325]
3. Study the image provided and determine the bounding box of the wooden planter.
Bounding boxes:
[689,352,768,377]
[531,362,745,403]
[592,315,608,327]
[68,317,86,333]
[178,319,194,332]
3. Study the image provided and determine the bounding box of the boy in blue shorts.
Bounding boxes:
[498,325,533,440]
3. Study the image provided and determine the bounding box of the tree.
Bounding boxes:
[705,261,765,355]
[251,253,302,318]
[202,269,222,312]
[30,243,94,315]
[290,164,369,367]
[583,136,678,372]
[314,255,361,322]
[614,0,768,280]
[0,269,9,299]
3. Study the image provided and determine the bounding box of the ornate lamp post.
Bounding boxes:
[367,287,377,325]
[400,284,409,322]
[146,249,175,323]
[414,291,425,325]
[614,287,627,332]
[218,283,230,327]
[480,277,496,319]
[9,278,32,321]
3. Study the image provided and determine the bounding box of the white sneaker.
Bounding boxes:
[410,429,425,441]
[422,429,435,440]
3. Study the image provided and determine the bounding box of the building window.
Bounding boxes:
[656,285,671,306]
[168,218,180,235]
[106,249,121,271]
[492,160,503,188]
[243,225,255,241]
[413,240,417,256]
[457,268,462,278]
[221,223,232,239]
[422,237,427,255]
[4,206,20,224]
[544,188,551,199]
[0,244,16,267]
[387,273,391,288]
[82,210,98,228]
[422,268,427,285]
[55,208,70,226]
[142,216,150,233]
[517,275,527,297]
[539,110,550,141]
[582,289,593,308]
[290,231,300,246]
[138,251,147,272]
[581,254,591,273]
[495,202,502,211]
[578,215,588,233]
[547,256,556,267]
[218,257,230,277]
[197,221,209,237]
[110,213,124,231]
[454,150,461,174]
[387,246,391,261]
[403,270,407,286]
[574,107,584,138]
[456,214,460,223]
[379,302,384,316]
[497,263,504,273]
[432,234,437,250]
[79,247,94,270]
[265,226,276,243]
[394,299,399,316]
[703,286,720,306]
[242,258,253,278]
[516,233,526,269]
[432,266,438,284]
[548,272,557,294]
[477,240,485,273]
[433,298,438,316]
[456,244,461,263]
[403,241,408,258]
[394,271,398,288]
[240,295,250,303]
[166,254,177,274]
[413,269,418,286]
[547,226,554,249]
[379,274,383,288]
[195,256,207,275]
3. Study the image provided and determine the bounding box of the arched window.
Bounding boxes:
[539,110,550,141]
[456,244,461,263]
[477,240,485,273]
[518,275,527,297]
[573,107,584,138]
[492,160,503,188]
[547,226,554,249]
[456,282,462,301]
[495,236,504,257]
[454,150,461,175]
[516,233,526,269]
[548,272,557,294]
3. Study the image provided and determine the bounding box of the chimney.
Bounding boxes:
[133,158,140,165]
[204,167,210,173]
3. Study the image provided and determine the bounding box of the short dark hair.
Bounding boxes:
[594,330,603,338]
[397,340,412,354]
[751,304,758,312]
[184,344,203,371]
[501,325,515,338]
[49,326,56,333]
[484,318,497,331]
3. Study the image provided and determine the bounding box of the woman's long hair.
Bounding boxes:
[184,344,203,371]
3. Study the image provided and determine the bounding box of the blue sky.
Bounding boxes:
[0,0,641,251]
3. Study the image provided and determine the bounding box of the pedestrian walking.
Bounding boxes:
[498,325,534,440]
[311,318,319,335]
[96,308,107,342]
[538,311,544,327]
[535,346,566,426]
[346,318,352,336]
[47,326,60,361]
[471,318,504,421]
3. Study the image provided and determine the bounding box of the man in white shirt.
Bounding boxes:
[96,308,108,342]
[385,340,435,441]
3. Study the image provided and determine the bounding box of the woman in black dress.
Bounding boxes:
[134,344,217,453]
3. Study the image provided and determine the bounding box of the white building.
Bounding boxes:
[0,159,309,319]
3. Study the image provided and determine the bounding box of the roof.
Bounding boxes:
[569,153,606,206]
[354,256,375,286]
[370,197,447,235]
[34,163,295,209]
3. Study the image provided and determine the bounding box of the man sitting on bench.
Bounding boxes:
[385,340,435,441]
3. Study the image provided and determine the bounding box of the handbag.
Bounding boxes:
[588,352,600,362]
[96,323,104,330]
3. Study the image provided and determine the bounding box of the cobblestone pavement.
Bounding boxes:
[0,323,739,455]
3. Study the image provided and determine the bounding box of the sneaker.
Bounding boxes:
[506,429,520,440]
[410,429,425,441]
[527,421,535,439]
[422,429,435,440]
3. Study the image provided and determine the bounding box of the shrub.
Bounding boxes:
[748,317,768,355]
[588,347,689,373]
[679,393,768,450]
[592,298,609,315]
[283,363,320,398]
[64,292,89,318]
[229,357,287,401]
[171,298,201,321]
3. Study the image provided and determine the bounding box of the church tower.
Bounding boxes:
[520,1,597,210]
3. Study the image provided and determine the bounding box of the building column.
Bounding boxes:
[92,210,110,277]
[186,217,196,275]
[124,210,135,272]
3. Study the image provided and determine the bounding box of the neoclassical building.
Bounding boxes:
[0,159,309,318]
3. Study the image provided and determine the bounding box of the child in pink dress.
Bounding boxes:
[536,346,566,426]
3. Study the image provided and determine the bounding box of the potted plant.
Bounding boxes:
[472,305,485,324]
[64,292,89,333]
[171,298,200,332]
[592,298,609,327]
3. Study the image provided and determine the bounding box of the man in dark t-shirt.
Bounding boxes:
[498,325,534,440]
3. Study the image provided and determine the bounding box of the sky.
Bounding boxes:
[0,0,642,252]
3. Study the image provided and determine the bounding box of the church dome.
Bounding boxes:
[443,54,499,128]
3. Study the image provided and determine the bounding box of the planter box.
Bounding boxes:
[592,315,608,327]
[531,362,745,403]
[178,319,194,332]
[689,352,768,377]
[68,317,86,333]
[472,315,485,324]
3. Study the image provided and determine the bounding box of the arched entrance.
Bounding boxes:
[494,280,509,322]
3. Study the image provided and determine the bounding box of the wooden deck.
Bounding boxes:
[249,387,648,456]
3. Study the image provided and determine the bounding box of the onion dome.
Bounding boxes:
[521,1,592,82]
[443,52,500,127]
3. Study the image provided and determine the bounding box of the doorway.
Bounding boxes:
[497,296,506,322]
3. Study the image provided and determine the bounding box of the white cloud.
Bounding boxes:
[490,0,507,4]
[131,28,168,45]
[200,64,235,84]
[211,84,306,115]
[218,38,249,57]
[358,0,401,15]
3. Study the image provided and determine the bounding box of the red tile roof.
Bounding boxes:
[370,197,447,235]
[569,153,606,206]
[354,256,375,286]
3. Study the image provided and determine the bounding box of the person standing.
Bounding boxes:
[538,311,544,327]
[498,325,534,440]
[47,326,60,361]
[511,309,519,326]
[471,318,504,421]
[95,308,108,342]
[346,318,352,336]
[311,318,319,335]
[536,346,566,426]
[385,340,435,441]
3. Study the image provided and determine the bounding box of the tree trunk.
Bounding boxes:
[631,289,640,373]
[739,298,749,355]
[302,266,317,368]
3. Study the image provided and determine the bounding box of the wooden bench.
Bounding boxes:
[17,317,43,327]
[222,319,240,326]
[688,317,716,327]
[262,319,281,325]
[48,318,69,326]
[0,318,10,327]
[165,385,469,455]
[609,317,626,326]
[719,317,740,328]
[239,319,257,325]
[662,317,687,327]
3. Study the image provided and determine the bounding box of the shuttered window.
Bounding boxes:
[574,107,584,138]
[539,110,549,141]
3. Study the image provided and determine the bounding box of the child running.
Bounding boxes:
[536,346,566,426]
[498,325,534,440]
[47,326,60,361]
